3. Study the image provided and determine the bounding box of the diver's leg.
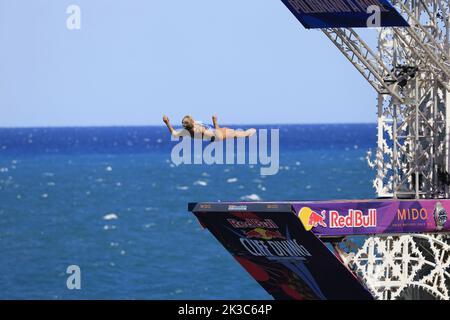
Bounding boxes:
[233,128,257,138]
[212,116,232,140]
[214,128,226,140]
[214,128,257,139]
[212,115,220,129]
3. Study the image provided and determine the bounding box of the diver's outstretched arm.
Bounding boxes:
[163,115,184,137]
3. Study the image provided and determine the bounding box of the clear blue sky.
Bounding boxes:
[0,0,378,127]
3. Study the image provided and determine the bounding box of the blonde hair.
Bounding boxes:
[182,115,193,123]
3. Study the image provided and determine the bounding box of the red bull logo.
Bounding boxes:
[228,218,278,229]
[244,228,286,240]
[330,209,377,228]
[298,207,327,231]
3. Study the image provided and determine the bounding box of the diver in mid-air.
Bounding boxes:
[163,115,256,141]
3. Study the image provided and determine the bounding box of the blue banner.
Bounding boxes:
[281,0,409,28]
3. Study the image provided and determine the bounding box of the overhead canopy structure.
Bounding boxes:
[282,0,409,28]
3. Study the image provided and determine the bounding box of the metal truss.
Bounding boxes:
[395,0,450,76]
[334,234,450,300]
[323,0,449,199]
[319,0,450,300]
[322,28,404,101]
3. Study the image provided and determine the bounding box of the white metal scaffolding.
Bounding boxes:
[324,0,449,199]
[322,0,450,299]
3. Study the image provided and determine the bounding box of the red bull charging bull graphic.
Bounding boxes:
[244,228,286,240]
[297,207,327,230]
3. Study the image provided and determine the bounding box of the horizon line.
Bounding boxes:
[0,122,377,129]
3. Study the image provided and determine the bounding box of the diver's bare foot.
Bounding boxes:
[247,128,257,137]
[163,115,169,124]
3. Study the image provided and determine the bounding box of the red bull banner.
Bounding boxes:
[189,199,449,300]
[292,199,450,236]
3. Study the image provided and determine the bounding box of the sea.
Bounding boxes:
[0,124,377,299]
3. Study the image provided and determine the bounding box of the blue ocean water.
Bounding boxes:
[0,124,376,299]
